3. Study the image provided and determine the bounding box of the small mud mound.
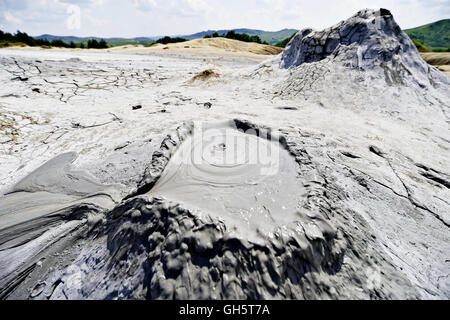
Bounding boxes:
[149,120,302,244]
[190,69,219,82]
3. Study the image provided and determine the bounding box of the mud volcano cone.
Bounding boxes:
[281,8,448,87]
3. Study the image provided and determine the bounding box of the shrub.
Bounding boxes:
[275,32,297,48]
[412,39,431,52]
[51,40,67,47]
[99,39,108,48]
[156,36,187,44]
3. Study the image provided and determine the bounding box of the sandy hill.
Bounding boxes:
[421,52,450,76]
[109,37,283,59]
[2,38,283,60]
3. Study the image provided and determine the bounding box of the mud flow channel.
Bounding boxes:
[150,121,305,243]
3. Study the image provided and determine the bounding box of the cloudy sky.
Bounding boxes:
[0,0,449,38]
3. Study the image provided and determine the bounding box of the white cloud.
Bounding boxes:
[66,4,81,30]
[133,0,158,12]
[3,11,22,25]
[0,0,448,37]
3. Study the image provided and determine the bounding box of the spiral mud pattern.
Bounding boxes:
[150,120,304,244]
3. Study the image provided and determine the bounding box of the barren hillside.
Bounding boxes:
[421,52,450,76]
[108,37,283,59]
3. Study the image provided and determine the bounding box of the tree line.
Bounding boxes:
[0,30,108,49]
[156,36,187,45]
[152,32,270,46]
[204,31,269,45]
[275,32,297,48]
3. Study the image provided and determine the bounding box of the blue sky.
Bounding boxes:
[0,0,449,38]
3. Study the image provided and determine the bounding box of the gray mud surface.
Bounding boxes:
[150,120,304,244]
[0,9,449,300]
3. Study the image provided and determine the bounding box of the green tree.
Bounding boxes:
[99,39,108,49]
[51,40,68,47]
[156,36,187,44]
[225,31,236,39]
[87,39,100,49]
[15,31,36,46]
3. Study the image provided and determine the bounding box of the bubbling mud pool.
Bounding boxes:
[150,121,305,244]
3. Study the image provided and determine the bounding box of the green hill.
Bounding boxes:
[183,29,298,45]
[33,29,299,47]
[275,32,297,48]
[405,19,450,49]
[256,29,299,45]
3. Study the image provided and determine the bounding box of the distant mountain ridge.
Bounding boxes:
[35,28,299,46]
[34,19,450,49]
[34,34,160,43]
[182,28,298,45]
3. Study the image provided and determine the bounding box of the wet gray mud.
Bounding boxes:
[0,153,123,299]
[150,121,304,244]
[0,120,420,300]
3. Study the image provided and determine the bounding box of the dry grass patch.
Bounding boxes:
[0,109,38,144]
[190,69,220,82]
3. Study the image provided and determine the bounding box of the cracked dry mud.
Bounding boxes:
[0,9,449,300]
